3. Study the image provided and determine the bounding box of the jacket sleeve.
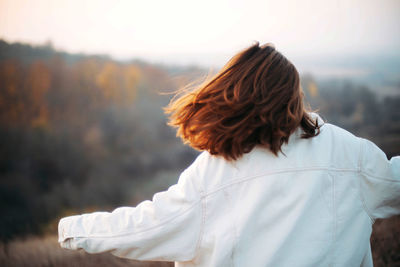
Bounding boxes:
[58,155,205,262]
[358,137,400,220]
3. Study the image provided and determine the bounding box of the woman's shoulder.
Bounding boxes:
[306,112,360,142]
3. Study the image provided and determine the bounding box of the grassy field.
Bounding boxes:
[0,215,399,267]
[370,216,400,266]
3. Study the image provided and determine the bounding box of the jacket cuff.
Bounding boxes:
[58,215,80,243]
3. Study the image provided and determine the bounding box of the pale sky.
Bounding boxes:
[0,0,399,67]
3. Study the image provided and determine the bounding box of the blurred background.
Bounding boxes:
[0,0,399,266]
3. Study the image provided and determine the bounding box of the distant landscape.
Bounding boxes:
[0,39,399,266]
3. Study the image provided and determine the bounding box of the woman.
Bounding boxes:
[58,42,400,267]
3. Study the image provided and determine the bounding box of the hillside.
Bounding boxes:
[0,39,399,266]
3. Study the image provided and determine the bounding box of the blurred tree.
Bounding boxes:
[0,40,397,250]
[27,61,51,128]
[0,40,198,242]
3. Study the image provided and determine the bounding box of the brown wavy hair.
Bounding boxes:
[164,41,320,160]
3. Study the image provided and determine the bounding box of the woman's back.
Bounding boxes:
[190,115,388,266]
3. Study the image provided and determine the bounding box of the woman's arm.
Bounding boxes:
[359,137,400,221]
[58,156,205,262]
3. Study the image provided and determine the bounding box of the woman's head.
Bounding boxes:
[165,41,320,160]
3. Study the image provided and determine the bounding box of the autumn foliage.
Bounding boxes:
[0,39,399,266]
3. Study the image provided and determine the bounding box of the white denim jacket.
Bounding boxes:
[58,114,400,267]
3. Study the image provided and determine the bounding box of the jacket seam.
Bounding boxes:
[204,166,358,198]
[329,171,336,267]
[357,138,375,224]
[193,193,206,257]
[192,155,207,259]
[360,170,400,183]
[66,199,202,239]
